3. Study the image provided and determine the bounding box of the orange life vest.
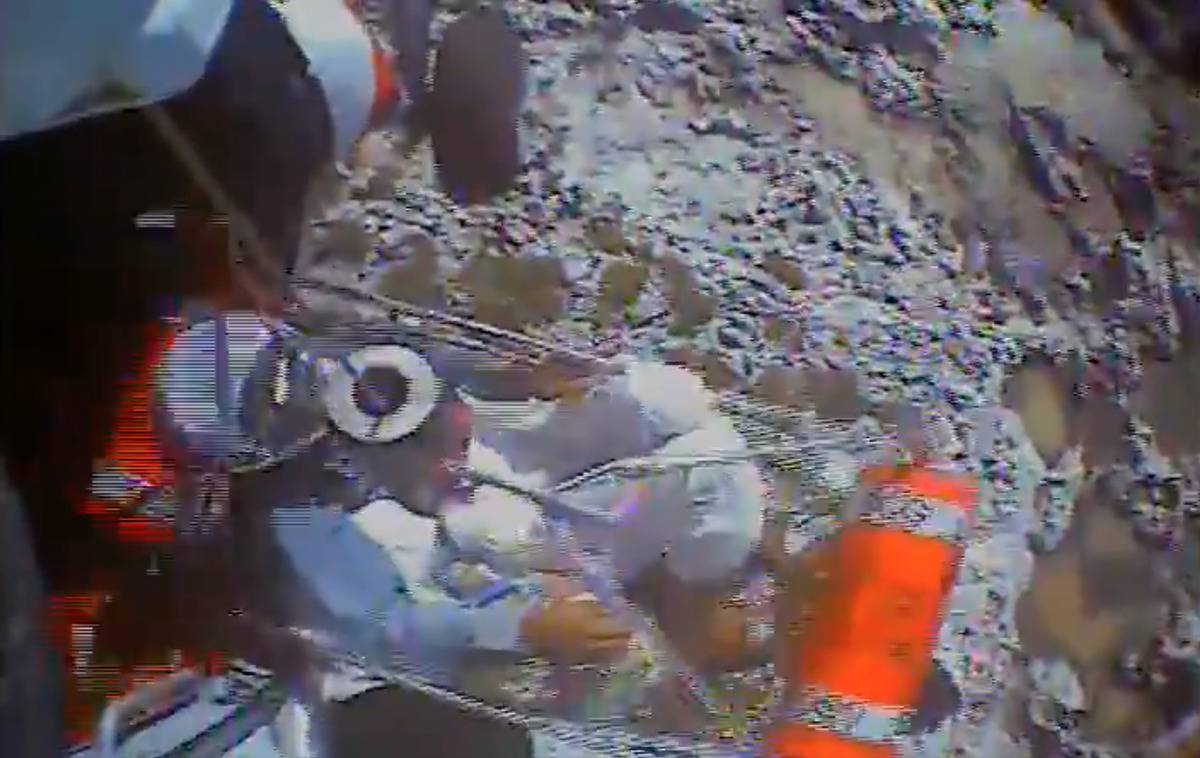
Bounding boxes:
[80,321,180,546]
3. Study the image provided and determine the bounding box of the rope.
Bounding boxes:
[321,646,741,757]
[142,105,289,318]
[291,276,610,371]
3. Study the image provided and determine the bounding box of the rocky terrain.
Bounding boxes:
[296,0,1200,754]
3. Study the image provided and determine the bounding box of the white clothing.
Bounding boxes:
[468,362,768,586]
[0,0,377,160]
[0,0,235,141]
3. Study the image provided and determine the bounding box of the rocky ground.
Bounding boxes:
[296,0,1200,754]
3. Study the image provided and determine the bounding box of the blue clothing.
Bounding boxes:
[268,501,543,669]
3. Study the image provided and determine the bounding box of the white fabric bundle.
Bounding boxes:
[460,360,767,586]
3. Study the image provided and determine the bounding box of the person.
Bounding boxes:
[0,0,412,597]
[179,336,638,757]
[236,351,771,750]
[241,340,641,678]
[0,0,526,753]
[54,312,641,753]
[452,357,773,673]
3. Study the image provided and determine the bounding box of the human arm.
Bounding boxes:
[615,360,769,585]
[272,501,629,665]
[388,572,633,665]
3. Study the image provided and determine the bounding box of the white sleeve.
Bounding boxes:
[0,0,234,141]
[657,417,768,585]
[272,0,377,160]
[271,503,540,656]
[618,361,716,438]
[575,413,768,586]
[393,590,540,653]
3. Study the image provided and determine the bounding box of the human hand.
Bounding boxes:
[520,576,632,665]
[695,599,759,673]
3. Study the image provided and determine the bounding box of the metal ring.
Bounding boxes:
[323,344,440,443]
[157,312,275,462]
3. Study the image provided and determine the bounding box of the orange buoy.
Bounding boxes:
[769,462,976,758]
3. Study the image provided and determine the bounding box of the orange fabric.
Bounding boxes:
[767,723,894,758]
[114,514,177,545]
[341,0,403,123]
[894,467,975,509]
[84,322,178,545]
[860,464,976,509]
[81,495,175,545]
[107,322,176,489]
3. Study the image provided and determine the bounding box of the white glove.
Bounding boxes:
[658,418,766,585]
[620,361,716,438]
[443,483,551,576]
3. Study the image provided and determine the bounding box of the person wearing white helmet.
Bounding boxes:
[227,352,768,758]
[247,343,640,678]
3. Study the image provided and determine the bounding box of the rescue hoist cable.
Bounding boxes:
[142,104,292,322]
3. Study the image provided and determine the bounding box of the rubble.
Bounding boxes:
[283,0,1200,753]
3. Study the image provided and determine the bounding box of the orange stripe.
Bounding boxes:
[115,515,176,545]
[368,40,401,123]
[768,723,894,758]
[86,321,179,545]
[82,496,173,545]
[793,526,953,707]
[341,0,403,123]
[896,467,976,509]
[106,323,177,489]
